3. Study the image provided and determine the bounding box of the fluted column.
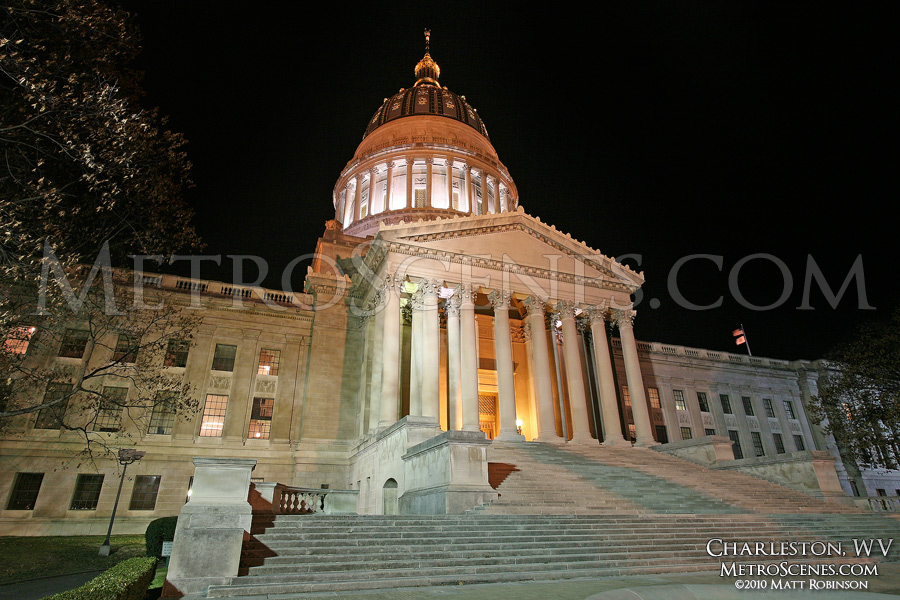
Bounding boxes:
[409,286,423,416]
[459,284,481,432]
[615,309,657,447]
[379,273,402,428]
[524,296,561,442]
[446,291,462,430]
[367,291,385,433]
[556,301,593,444]
[421,279,441,421]
[491,290,525,442]
[406,157,414,208]
[425,158,433,208]
[586,306,629,447]
[384,161,394,211]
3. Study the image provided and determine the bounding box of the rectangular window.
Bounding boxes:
[681,427,693,440]
[720,394,732,414]
[248,397,274,440]
[622,386,631,407]
[793,434,806,451]
[113,334,139,363]
[128,475,161,510]
[92,386,126,432]
[6,473,43,510]
[761,398,775,418]
[211,344,237,371]
[728,430,743,459]
[655,425,668,443]
[257,349,281,376]
[199,394,228,437]
[164,339,190,368]
[647,387,661,409]
[697,392,710,412]
[58,328,89,359]
[773,433,786,454]
[742,396,754,416]
[751,431,765,457]
[783,400,796,420]
[705,428,717,436]
[673,390,687,411]
[34,383,73,430]
[627,423,636,441]
[70,474,104,510]
[4,325,36,355]
[148,393,176,435]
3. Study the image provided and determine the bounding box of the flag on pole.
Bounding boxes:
[732,325,751,355]
[735,335,746,346]
[732,328,743,337]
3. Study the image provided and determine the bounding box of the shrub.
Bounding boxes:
[145,516,178,558]
[43,557,157,600]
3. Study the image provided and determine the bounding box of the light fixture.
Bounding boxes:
[516,419,523,435]
[99,448,146,556]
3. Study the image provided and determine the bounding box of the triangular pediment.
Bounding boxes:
[369,208,644,296]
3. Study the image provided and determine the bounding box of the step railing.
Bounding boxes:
[272,484,327,514]
[858,495,900,512]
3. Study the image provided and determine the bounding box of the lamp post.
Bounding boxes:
[99,448,145,556]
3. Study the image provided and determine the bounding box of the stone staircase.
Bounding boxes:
[195,441,898,598]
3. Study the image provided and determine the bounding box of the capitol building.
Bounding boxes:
[1,33,893,578]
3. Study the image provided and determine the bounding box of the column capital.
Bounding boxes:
[445,292,461,317]
[380,272,402,294]
[584,301,609,324]
[418,278,441,298]
[522,295,547,315]
[387,160,395,169]
[488,289,512,309]
[554,299,576,319]
[459,282,479,305]
[369,166,379,175]
[612,308,637,328]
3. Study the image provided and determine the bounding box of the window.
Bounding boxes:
[720,394,732,414]
[793,434,805,451]
[128,475,161,510]
[211,344,237,371]
[742,396,754,416]
[673,390,687,411]
[751,431,765,457]
[248,397,274,439]
[697,392,710,412]
[34,383,73,429]
[647,387,661,409]
[681,427,693,440]
[773,433,786,454]
[92,387,126,432]
[655,425,668,443]
[6,473,43,510]
[705,428,717,436]
[70,474,104,510]
[622,386,631,407]
[763,398,776,418]
[113,334,138,363]
[164,339,190,368]
[4,326,36,355]
[58,328,89,359]
[257,349,281,376]
[728,430,743,459]
[199,394,228,437]
[148,393,176,435]
[627,423,636,441]
[783,400,796,420]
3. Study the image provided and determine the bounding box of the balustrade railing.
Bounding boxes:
[861,496,900,512]
[272,484,327,514]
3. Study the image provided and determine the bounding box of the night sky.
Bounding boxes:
[118,2,897,361]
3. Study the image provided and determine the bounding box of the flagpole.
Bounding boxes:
[741,323,752,356]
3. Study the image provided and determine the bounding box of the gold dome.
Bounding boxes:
[414,29,440,86]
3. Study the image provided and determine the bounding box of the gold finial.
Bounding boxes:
[415,28,440,86]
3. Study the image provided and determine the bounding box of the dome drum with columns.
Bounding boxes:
[334,31,517,238]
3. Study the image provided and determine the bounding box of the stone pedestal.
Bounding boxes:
[164,457,257,597]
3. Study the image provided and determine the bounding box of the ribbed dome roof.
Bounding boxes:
[363,30,490,141]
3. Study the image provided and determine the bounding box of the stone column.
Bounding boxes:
[167,457,257,596]
[556,301,593,444]
[421,279,441,421]
[352,174,362,221]
[446,291,463,430]
[223,330,260,442]
[586,307,629,447]
[406,157,414,209]
[379,273,401,428]
[368,167,379,214]
[491,290,525,441]
[463,164,473,213]
[270,335,303,444]
[367,293,385,433]
[425,158,433,208]
[459,284,480,432]
[173,325,215,439]
[523,296,560,442]
[614,309,658,447]
[493,178,502,213]
[409,287,423,416]
[385,161,394,211]
[446,159,455,210]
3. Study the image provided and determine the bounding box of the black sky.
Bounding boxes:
[118,1,898,361]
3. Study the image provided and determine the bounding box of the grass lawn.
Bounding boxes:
[0,534,147,584]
